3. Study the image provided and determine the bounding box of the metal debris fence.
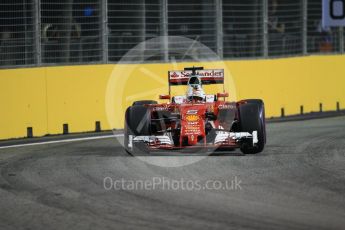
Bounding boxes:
[0,0,343,68]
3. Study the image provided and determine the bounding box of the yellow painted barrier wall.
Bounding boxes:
[0,55,345,140]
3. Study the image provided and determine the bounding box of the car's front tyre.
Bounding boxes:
[124,105,151,155]
[238,100,266,154]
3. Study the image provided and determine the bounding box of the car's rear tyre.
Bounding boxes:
[124,105,151,155]
[132,100,157,106]
[239,100,266,154]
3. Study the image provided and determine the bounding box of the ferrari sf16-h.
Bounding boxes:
[124,67,266,154]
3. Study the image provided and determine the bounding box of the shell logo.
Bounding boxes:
[185,114,199,122]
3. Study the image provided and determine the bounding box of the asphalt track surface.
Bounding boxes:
[0,117,344,230]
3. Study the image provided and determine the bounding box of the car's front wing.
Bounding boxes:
[127,131,258,151]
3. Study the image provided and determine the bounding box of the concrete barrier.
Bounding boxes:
[1,55,344,139]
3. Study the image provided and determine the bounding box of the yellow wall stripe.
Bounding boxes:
[1,55,344,139]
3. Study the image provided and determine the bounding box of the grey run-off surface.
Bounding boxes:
[0,117,344,230]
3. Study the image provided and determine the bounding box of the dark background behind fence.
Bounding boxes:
[0,0,344,68]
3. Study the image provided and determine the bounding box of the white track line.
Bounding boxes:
[0,134,124,150]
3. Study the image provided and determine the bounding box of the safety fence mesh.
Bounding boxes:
[41,0,102,64]
[223,0,263,58]
[0,0,35,66]
[307,0,342,53]
[0,0,344,68]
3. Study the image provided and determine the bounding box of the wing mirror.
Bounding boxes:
[217,92,229,98]
[159,94,171,100]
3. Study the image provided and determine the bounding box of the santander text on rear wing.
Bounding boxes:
[168,68,224,86]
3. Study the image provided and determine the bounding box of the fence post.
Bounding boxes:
[161,0,169,62]
[34,0,41,66]
[263,0,268,58]
[302,0,308,55]
[101,0,108,63]
[340,27,344,54]
[216,0,223,59]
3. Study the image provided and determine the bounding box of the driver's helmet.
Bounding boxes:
[186,75,205,102]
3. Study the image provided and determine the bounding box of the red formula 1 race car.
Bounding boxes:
[124,67,266,155]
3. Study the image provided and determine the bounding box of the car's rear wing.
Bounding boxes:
[168,68,224,86]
